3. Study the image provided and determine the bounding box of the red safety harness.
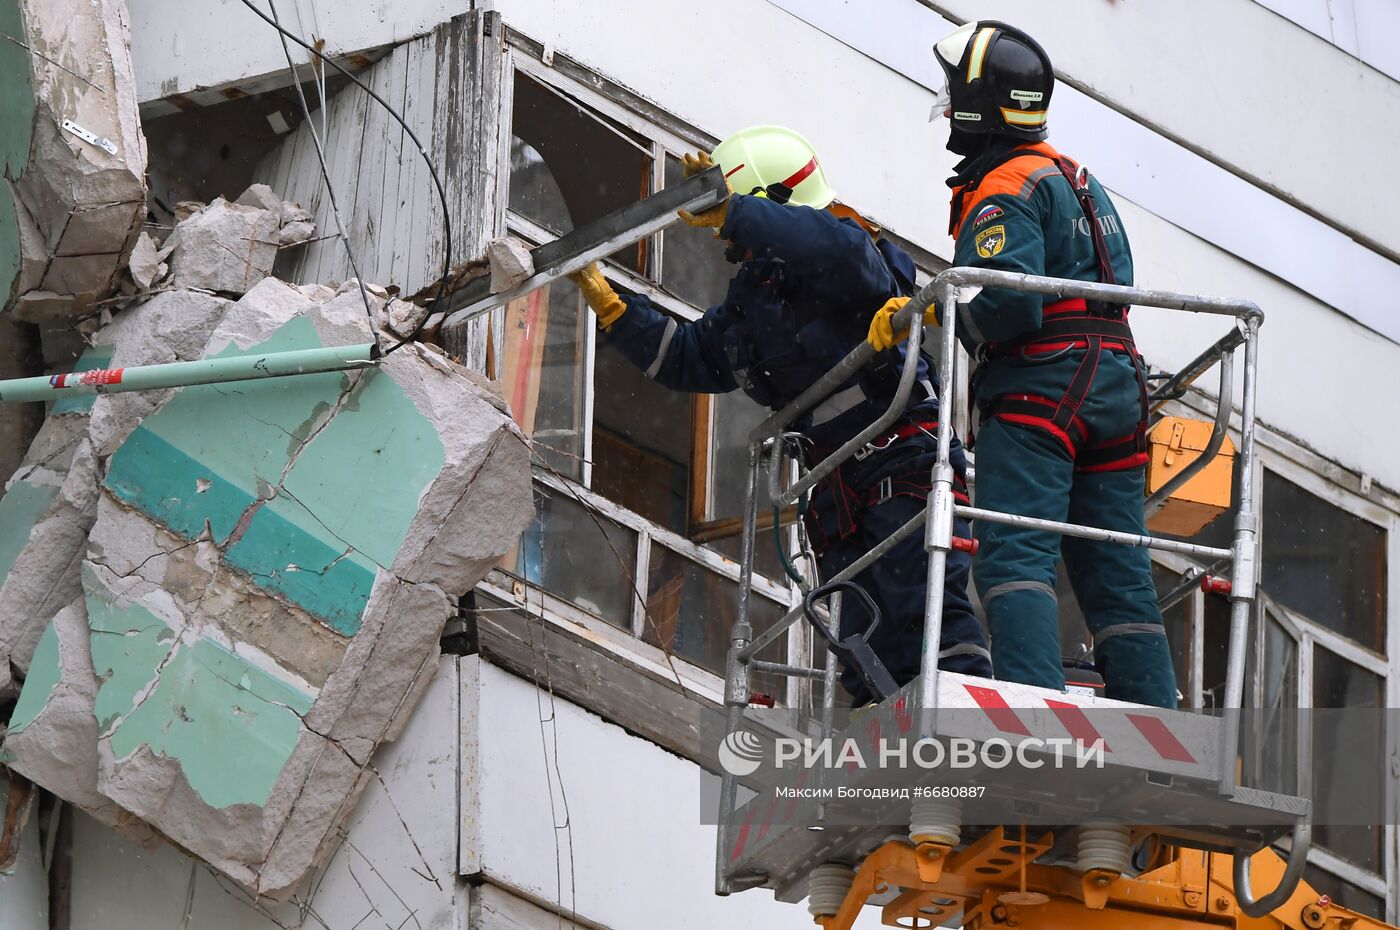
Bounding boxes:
[807,419,970,553]
[974,154,1150,473]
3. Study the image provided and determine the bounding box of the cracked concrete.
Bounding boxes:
[2,0,148,319]
[2,268,533,897]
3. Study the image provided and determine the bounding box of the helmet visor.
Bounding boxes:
[929,24,975,122]
[929,80,952,123]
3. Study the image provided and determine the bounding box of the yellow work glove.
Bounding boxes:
[569,263,627,330]
[677,150,732,232]
[867,297,940,351]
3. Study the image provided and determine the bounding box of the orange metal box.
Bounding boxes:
[1145,416,1235,538]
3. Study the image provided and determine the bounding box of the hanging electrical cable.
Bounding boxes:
[264,0,379,352]
[236,0,453,355]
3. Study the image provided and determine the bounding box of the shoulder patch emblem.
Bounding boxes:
[972,204,1005,227]
[975,224,1006,259]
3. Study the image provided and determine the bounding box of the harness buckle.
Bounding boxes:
[852,430,901,461]
[874,476,894,505]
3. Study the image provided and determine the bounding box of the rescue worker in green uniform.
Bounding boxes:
[870,22,1176,707]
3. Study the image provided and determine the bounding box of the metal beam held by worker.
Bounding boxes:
[439,165,730,331]
[0,343,378,405]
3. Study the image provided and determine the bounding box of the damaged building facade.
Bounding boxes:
[1,0,1399,928]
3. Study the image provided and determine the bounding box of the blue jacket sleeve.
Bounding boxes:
[602,292,738,394]
[722,194,895,308]
[953,192,1045,347]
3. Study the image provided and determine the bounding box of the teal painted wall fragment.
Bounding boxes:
[49,346,115,416]
[103,316,444,637]
[105,318,348,546]
[86,584,176,734]
[0,0,34,307]
[84,571,315,809]
[0,479,59,584]
[3,621,60,740]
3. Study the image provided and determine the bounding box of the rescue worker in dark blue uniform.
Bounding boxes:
[871,23,1175,706]
[568,125,992,705]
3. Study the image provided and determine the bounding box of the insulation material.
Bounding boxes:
[0,0,148,320]
[2,275,532,896]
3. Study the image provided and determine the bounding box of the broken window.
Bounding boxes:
[494,62,800,692]
[497,281,587,481]
[509,72,651,272]
[1262,471,1386,653]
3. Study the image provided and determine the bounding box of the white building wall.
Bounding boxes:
[461,657,886,929]
[490,0,1400,492]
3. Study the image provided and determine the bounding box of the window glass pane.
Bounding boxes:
[661,155,734,308]
[515,487,636,628]
[1311,645,1384,872]
[707,390,784,580]
[1303,864,1384,920]
[1262,471,1386,652]
[509,72,650,270]
[498,282,586,481]
[1245,610,1299,795]
[591,335,694,534]
[643,543,786,696]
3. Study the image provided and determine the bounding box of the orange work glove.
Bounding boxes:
[569,263,627,329]
[677,150,732,232]
[867,296,940,351]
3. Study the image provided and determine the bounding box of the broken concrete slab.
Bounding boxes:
[0,289,230,679]
[164,198,281,296]
[236,183,316,247]
[1,597,158,845]
[2,0,148,318]
[487,236,535,293]
[2,274,532,896]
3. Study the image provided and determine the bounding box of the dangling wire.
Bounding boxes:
[264,0,379,352]
[237,0,453,356]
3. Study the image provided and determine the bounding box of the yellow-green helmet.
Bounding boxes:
[710,125,837,209]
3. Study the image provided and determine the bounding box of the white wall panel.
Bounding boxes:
[904,0,1400,256]
[755,0,1400,343]
[125,0,466,103]
[461,657,886,930]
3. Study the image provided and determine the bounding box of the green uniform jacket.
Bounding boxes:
[949,140,1132,351]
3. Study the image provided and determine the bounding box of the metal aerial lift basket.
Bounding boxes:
[713,267,1313,924]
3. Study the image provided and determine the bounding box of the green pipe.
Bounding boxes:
[0,344,378,404]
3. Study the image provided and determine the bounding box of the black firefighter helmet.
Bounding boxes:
[932,21,1054,142]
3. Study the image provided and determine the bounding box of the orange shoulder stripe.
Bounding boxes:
[953,142,1062,237]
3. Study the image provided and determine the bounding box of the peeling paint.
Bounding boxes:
[3,621,59,737]
[0,480,59,583]
[85,567,315,809]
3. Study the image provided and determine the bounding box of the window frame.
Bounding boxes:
[490,47,816,707]
[1151,392,1399,916]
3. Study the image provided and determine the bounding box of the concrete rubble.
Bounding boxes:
[1,178,534,894]
[1,0,148,321]
[486,235,535,292]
